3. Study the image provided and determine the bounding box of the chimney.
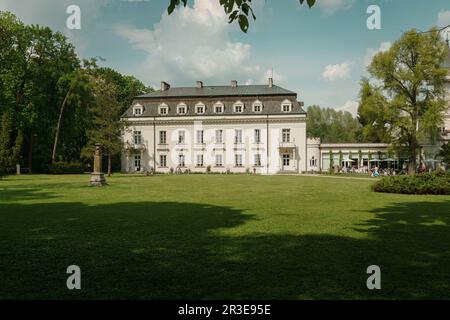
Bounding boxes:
[268,77,273,88]
[161,81,170,91]
[196,81,203,89]
[231,80,238,88]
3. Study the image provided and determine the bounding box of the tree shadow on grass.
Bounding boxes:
[0,199,449,299]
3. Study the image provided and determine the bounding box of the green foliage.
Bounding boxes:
[360,29,448,174]
[307,105,361,143]
[373,172,450,195]
[167,0,316,33]
[439,143,450,167]
[0,112,23,178]
[0,12,152,173]
[48,161,84,174]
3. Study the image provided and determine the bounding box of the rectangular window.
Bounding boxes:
[196,105,204,114]
[134,155,141,170]
[196,154,204,167]
[178,106,186,114]
[282,129,291,143]
[178,130,185,144]
[215,129,223,144]
[235,154,243,167]
[159,107,168,115]
[282,104,291,112]
[215,154,223,167]
[282,154,290,166]
[234,105,243,113]
[159,131,167,144]
[254,154,262,167]
[178,154,185,167]
[235,129,242,144]
[196,130,204,144]
[310,158,317,167]
[134,131,142,145]
[160,155,167,167]
[215,105,223,113]
[254,129,261,143]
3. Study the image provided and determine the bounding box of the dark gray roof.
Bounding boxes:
[123,98,306,118]
[137,84,296,99]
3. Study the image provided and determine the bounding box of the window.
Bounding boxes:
[133,104,143,116]
[310,157,318,167]
[159,104,168,115]
[235,154,243,167]
[159,131,167,144]
[178,130,185,144]
[160,155,167,167]
[134,155,141,170]
[254,154,262,167]
[177,103,187,115]
[254,129,261,143]
[196,130,204,144]
[196,103,205,114]
[234,101,244,113]
[215,129,223,143]
[281,99,292,112]
[214,102,224,113]
[133,131,142,145]
[252,100,263,113]
[196,154,204,167]
[282,129,291,143]
[178,154,186,167]
[215,154,223,167]
[235,129,242,144]
[282,154,290,166]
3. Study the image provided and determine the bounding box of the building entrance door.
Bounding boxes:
[282,154,291,171]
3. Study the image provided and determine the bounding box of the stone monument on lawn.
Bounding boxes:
[90,144,106,186]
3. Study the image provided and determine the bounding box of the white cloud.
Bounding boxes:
[322,61,353,81]
[115,0,275,87]
[335,100,359,116]
[437,10,450,26]
[317,0,355,15]
[364,42,391,67]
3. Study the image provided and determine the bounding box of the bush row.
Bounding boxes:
[48,161,85,174]
[372,172,450,195]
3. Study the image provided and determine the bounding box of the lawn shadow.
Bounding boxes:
[0,199,449,299]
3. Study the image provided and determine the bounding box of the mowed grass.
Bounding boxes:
[0,174,450,299]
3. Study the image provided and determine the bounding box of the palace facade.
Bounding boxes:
[122,66,450,174]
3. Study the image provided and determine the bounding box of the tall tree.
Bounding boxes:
[307,105,361,143]
[82,76,124,176]
[0,112,23,178]
[360,29,448,175]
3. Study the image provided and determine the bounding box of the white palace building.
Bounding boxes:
[121,72,450,174]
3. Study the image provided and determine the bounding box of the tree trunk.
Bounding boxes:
[108,154,112,177]
[28,132,33,174]
[52,89,71,164]
[408,144,417,175]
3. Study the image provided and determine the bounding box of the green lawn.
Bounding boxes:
[1,174,450,299]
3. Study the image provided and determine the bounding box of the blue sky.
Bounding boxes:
[1,0,450,115]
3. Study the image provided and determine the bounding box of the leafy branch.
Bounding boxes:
[168,0,316,33]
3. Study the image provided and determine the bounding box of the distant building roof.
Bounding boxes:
[136,84,297,99]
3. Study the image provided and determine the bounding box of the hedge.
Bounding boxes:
[48,161,84,174]
[372,172,450,195]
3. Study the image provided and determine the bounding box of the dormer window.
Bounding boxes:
[233,101,244,113]
[177,103,187,115]
[281,99,292,113]
[158,103,168,115]
[214,102,224,114]
[196,103,206,114]
[133,104,144,116]
[252,100,263,113]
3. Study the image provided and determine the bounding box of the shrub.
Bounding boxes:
[372,172,450,195]
[49,161,84,174]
